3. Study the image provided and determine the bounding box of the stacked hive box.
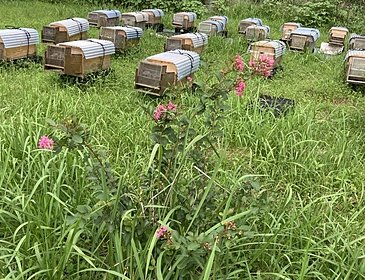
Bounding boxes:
[88,10,121,28]
[121,12,149,29]
[345,50,365,85]
[349,34,365,51]
[99,26,143,52]
[249,40,286,76]
[44,39,115,77]
[0,28,39,61]
[141,9,164,31]
[238,18,263,35]
[280,22,301,42]
[288,27,320,52]
[135,49,200,95]
[172,12,197,33]
[198,15,228,37]
[245,25,270,42]
[42,18,89,44]
[165,33,208,53]
[319,26,348,55]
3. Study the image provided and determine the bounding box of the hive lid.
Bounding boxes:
[170,32,208,48]
[350,33,365,40]
[0,28,39,48]
[247,25,270,33]
[291,27,320,41]
[91,10,121,19]
[199,20,225,33]
[50,18,89,36]
[209,16,228,25]
[103,26,143,39]
[146,49,200,80]
[58,39,115,59]
[345,50,365,60]
[240,18,263,26]
[122,12,149,22]
[330,26,349,33]
[141,9,164,17]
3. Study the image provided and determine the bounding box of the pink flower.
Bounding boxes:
[156,226,168,238]
[235,80,246,97]
[248,60,255,67]
[153,104,167,121]
[38,135,54,150]
[167,101,177,112]
[234,55,244,72]
[187,76,193,82]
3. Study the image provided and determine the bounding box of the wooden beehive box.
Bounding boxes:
[329,27,348,46]
[345,50,365,84]
[280,22,301,41]
[42,18,89,44]
[172,12,197,32]
[88,10,121,28]
[44,39,115,78]
[0,28,39,61]
[249,40,286,76]
[99,26,143,52]
[165,32,208,53]
[349,34,365,51]
[289,27,320,52]
[121,12,149,29]
[142,9,164,27]
[238,18,263,35]
[135,49,200,96]
[198,18,227,37]
[245,25,270,42]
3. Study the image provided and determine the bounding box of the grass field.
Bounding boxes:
[1,0,365,279]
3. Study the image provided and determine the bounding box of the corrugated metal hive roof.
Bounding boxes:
[58,39,115,59]
[50,18,89,36]
[0,28,39,48]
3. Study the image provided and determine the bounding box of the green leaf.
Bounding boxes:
[72,134,83,144]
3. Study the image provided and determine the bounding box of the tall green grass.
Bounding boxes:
[1,0,365,279]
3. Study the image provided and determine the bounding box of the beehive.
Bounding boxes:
[99,26,143,52]
[289,27,320,52]
[349,34,365,51]
[135,49,200,96]
[329,27,348,46]
[245,25,270,42]
[44,39,115,77]
[249,40,286,76]
[165,32,208,53]
[208,15,228,36]
[238,18,263,35]
[121,12,149,29]
[345,50,365,84]
[42,18,89,44]
[172,12,197,32]
[280,22,301,41]
[0,28,39,61]
[88,10,121,28]
[142,9,164,30]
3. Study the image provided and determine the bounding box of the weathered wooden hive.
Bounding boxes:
[249,40,286,76]
[245,25,270,42]
[280,22,301,41]
[99,26,143,52]
[349,34,365,51]
[0,28,39,61]
[238,18,263,35]
[289,27,320,52]
[135,49,200,95]
[42,18,89,44]
[165,32,208,53]
[172,12,197,32]
[121,12,149,29]
[345,50,365,85]
[329,27,348,46]
[44,39,115,77]
[141,9,164,30]
[198,16,227,36]
[87,10,121,28]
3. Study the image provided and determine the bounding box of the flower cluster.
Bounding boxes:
[153,101,177,122]
[235,79,246,97]
[156,226,168,238]
[249,54,275,77]
[234,55,244,72]
[38,135,54,150]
